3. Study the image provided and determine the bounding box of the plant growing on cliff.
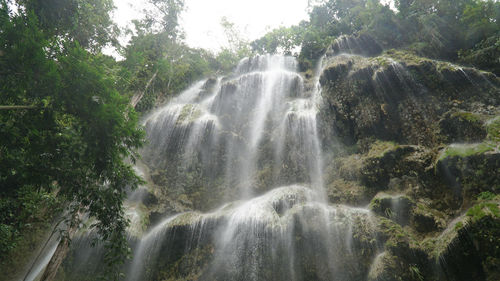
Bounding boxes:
[0,1,144,279]
[252,0,500,74]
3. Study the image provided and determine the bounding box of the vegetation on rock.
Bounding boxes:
[1,0,499,280]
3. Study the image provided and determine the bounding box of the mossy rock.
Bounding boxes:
[327,179,372,205]
[410,203,446,233]
[486,116,500,143]
[427,201,500,281]
[436,148,500,204]
[327,33,383,57]
[374,217,431,280]
[194,77,218,102]
[332,141,433,192]
[158,244,215,281]
[438,143,496,160]
[360,144,432,190]
[319,50,499,147]
[438,111,487,143]
[466,202,500,281]
[370,194,414,225]
[367,252,425,281]
[176,104,202,125]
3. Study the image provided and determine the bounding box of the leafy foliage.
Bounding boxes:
[117,0,227,113]
[0,1,144,277]
[1,0,499,278]
[16,0,118,52]
[251,0,500,74]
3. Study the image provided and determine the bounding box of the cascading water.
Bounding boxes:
[121,55,379,281]
[19,27,500,280]
[142,55,325,199]
[54,54,380,281]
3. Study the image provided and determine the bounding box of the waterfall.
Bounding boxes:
[122,55,379,281]
[58,54,380,281]
[141,54,324,198]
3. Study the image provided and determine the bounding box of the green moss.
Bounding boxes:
[424,216,468,259]
[369,56,391,68]
[336,154,363,180]
[370,197,382,210]
[439,143,495,160]
[477,191,498,201]
[367,140,398,158]
[378,217,407,240]
[125,202,150,237]
[451,111,482,123]
[327,179,369,205]
[412,202,446,233]
[159,244,214,281]
[486,116,500,142]
[176,104,202,124]
[384,49,464,74]
[384,49,429,67]
[466,202,500,221]
[169,212,203,227]
[409,264,424,281]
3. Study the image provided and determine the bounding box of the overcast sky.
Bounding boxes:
[111,0,310,52]
[109,0,394,57]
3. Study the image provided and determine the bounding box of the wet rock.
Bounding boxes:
[428,201,500,281]
[319,51,499,147]
[410,203,446,233]
[370,194,414,225]
[141,186,379,281]
[326,179,371,205]
[195,77,218,101]
[367,252,424,281]
[128,187,158,207]
[374,218,431,281]
[360,143,433,190]
[331,141,434,192]
[438,111,487,143]
[327,34,383,57]
[150,170,168,186]
[436,147,500,204]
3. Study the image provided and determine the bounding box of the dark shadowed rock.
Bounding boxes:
[327,34,383,57]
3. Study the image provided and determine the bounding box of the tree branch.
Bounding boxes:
[130,70,158,107]
[0,105,37,110]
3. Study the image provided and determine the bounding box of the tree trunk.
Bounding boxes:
[39,209,82,281]
[130,70,158,107]
[0,105,36,110]
[39,223,77,281]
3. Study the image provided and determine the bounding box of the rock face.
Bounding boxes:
[319,50,499,147]
[319,46,500,281]
[438,111,487,143]
[58,45,500,280]
[327,34,383,57]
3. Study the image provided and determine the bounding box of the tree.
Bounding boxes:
[218,16,252,64]
[251,25,305,55]
[461,0,500,46]
[140,0,185,40]
[0,1,144,280]
[395,0,414,17]
[16,0,118,52]
[119,3,215,112]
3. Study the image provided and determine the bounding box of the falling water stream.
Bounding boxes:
[32,54,380,281]
[121,55,379,280]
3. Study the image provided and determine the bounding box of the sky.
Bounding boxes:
[109,0,395,57]
[110,0,310,52]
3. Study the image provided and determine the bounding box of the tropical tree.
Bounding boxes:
[0,1,144,280]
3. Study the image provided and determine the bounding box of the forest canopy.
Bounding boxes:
[0,0,499,279]
[252,0,500,74]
